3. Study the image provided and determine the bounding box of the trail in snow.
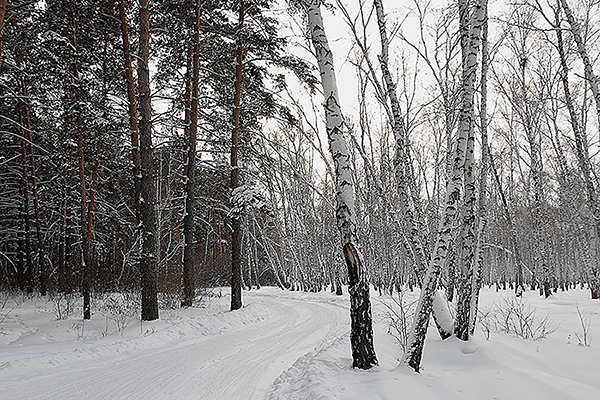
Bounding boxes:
[0,290,348,400]
[3,287,599,400]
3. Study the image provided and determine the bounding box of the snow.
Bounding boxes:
[1,287,599,399]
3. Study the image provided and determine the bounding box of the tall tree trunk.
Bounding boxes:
[521,55,549,297]
[16,54,46,295]
[556,5,600,298]
[69,4,91,319]
[182,0,201,307]
[404,0,485,372]
[17,100,33,293]
[453,0,483,341]
[117,0,141,193]
[470,0,490,333]
[489,145,525,293]
[230,0,244,311]
[306,0,377,369]
[138,0,158,321]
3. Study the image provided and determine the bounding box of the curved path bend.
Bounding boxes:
[2,291,348,400]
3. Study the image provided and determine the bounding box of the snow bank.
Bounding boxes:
[270,287,600,400]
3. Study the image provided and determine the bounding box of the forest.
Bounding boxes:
[2,0,600,383]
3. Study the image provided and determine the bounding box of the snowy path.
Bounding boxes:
[0,291,348,400]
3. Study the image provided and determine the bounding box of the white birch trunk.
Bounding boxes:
[374,0,452,340]
[560,0,600,298]
[470,0,490,333]
[403,0,485,372]
[305,0,377,369]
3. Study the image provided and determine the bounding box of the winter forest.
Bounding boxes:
[1,0,600,398]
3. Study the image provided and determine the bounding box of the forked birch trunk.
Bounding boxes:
[374,0,452,340]
[305,0,377,369]
[470,0,489,333]
[404,0,485,372]
[453,0,482,341]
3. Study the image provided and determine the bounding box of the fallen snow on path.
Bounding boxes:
[1,287,599,399]
[0,288,345,399]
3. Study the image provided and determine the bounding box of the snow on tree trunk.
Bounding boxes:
[404,0,485,371]
[306,0,377,369]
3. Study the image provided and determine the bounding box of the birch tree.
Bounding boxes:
[304,0,377,369]
[559,0,600,298]
[404,0,485,371]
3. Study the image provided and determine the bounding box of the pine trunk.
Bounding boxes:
[16,55,46,295]
[230,1,245,311]
[18,104,33,293]
[182,0,201,308]
[69,5,91,319]
[138,0,159,321]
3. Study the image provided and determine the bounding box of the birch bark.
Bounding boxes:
[305,0,377,369]
[404,0,485,371]
[556,4,600,298]
[470,0,489,333]
[373,0,452,340]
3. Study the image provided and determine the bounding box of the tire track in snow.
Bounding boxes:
[3,291,348,400]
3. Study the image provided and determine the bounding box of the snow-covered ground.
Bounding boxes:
[1,287,599,399]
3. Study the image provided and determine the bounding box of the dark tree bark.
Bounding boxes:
[15,54,46,295]
[230,1,245,312]
[138,0,158,321]
[182,0,201,308]
[69,4,91,319]
[17,99,33,293]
